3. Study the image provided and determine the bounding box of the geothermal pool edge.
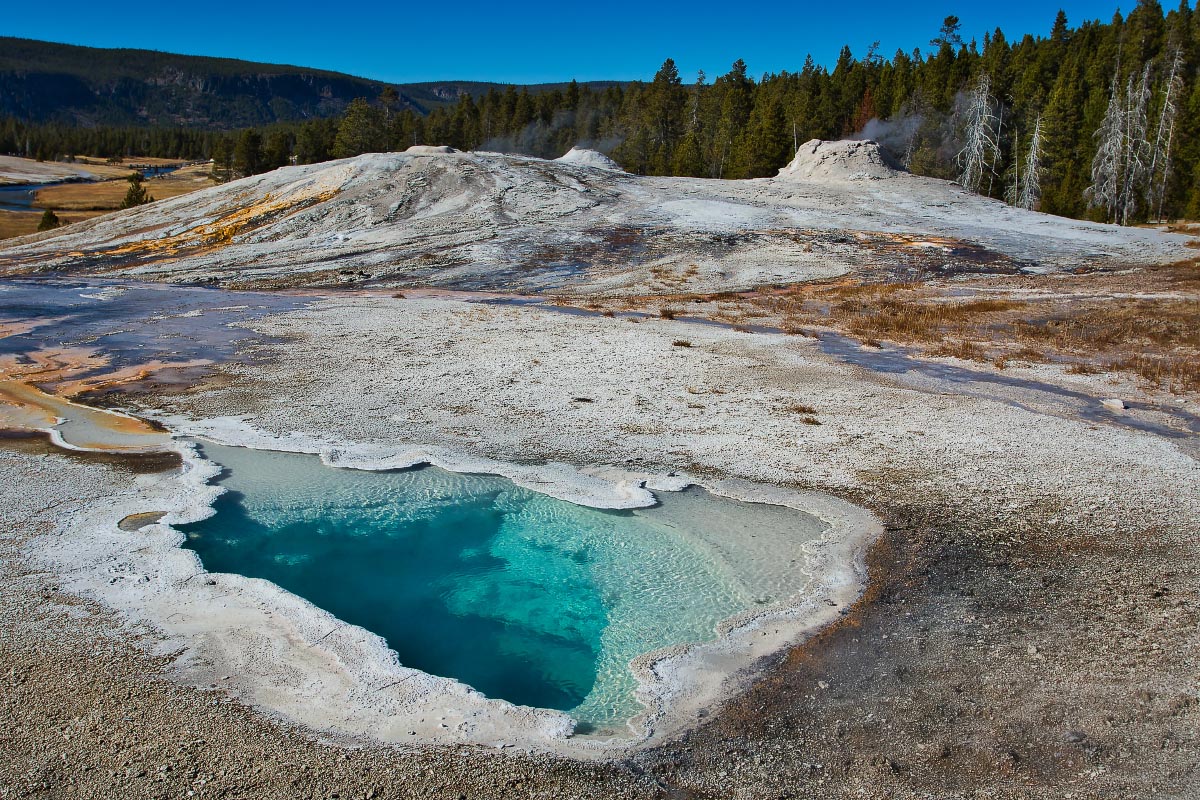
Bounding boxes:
[27,416,883,759]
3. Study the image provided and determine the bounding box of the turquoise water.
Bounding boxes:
[179,442,825,731]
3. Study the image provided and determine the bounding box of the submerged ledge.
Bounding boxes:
[160,413,668,509]
[30,412,883,758]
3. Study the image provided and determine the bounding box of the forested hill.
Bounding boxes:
[0,36,619,128]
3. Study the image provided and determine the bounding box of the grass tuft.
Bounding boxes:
[1067,363,1104,375]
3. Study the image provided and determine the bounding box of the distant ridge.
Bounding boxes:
[0,36,623,129]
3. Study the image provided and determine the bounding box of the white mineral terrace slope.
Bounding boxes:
[0,143,1189,292]
[0,154,106,185]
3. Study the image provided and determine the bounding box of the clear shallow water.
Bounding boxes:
[0,183,55,213]
[179,442,826,731]
[0,278,307,371]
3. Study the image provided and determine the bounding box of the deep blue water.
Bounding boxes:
[178,441,823,729]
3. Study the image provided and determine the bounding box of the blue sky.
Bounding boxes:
[2,1,1150,84]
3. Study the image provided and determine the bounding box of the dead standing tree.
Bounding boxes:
[956,72,1001,195]
[1088,62,1153,225]
[1147,45,1185,222]
[1117,64,1153,226]
[1088,71,1126,223]
[1007,113,1045,211]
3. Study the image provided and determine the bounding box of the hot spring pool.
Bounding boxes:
[179,442,827,732]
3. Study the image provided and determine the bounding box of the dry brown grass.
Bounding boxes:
[1109,355,1200,393]
[73,155,188,169]
[35,164,216,211]
[553,273,1200,395]
[751,278,1200,393]
[1013,300,1200,351]
[1008,346,1048,362]
[839,298,1024,343]
[0,155,142,184]
[0,209,105,240]
[928,340,988,361]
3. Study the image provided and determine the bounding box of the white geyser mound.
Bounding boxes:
[405,145,458,155]
[777,139,903,182]
[554,147,623,172]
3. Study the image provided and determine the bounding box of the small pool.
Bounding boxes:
[179,442,826,732]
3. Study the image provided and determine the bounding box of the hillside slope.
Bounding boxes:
[0,37,620,128]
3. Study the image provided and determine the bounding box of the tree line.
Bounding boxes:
[4,1,1198,223]
[0,119,218,162]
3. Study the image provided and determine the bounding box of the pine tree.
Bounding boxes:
[742,95,790,177]
[233,129,263,177]
[672,131,704,176]
[711,60,754,177]
[333,98,387,158]
[1050,9,1070,45]
[37,209,61,231]
[295,120,335,164]
[379,87,399,121]
[931,15,964,49]
[643,59,687,175]
[1039,49,1088,216]
[210,137,234,183]
[1181,80,1200,218]
[119,173,153,209]
[263,129,293,170]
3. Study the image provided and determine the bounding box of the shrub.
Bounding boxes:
[37,209,61,231]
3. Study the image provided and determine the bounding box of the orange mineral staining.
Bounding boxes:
[0,379,169,452]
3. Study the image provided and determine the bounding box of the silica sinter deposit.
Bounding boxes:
[180,442,827,732]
